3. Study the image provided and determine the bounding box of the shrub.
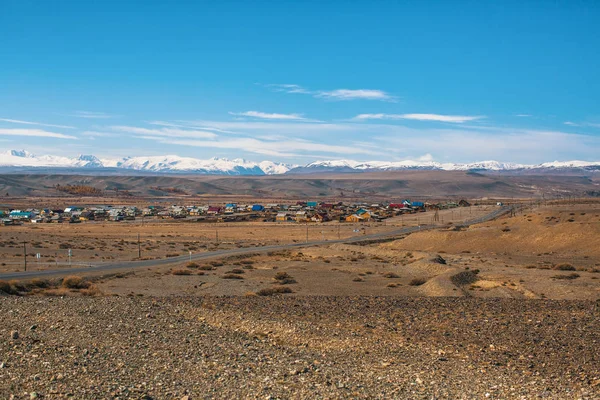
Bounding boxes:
[353,277,364,282]
[383,272,400,279]
[227,268,245,274]
[186,262,199,269]
[409,278,427,286]
[273,272,296,284]
[172,269,192,276]
[450,270,479,286]
[551,273,580,280]
[554,263,576,271]
[431,255,446,265]
[0,280,17,295]
[80,285,103,296]
[256,286,293,296]
[199,265,214,271]
[165,253,179,258]
[62,275,90,289]
[387,283,398,288]
[222,274,244,279]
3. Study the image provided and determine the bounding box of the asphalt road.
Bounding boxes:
[0,206,511,280]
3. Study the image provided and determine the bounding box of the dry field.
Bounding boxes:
[0,206,494,273]
[2,203,596,301]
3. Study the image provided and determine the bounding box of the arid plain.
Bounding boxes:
[1,173,599,399]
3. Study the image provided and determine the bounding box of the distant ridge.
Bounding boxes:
[0,150,599,175]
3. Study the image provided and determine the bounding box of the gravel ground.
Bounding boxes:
[1,296,599,399]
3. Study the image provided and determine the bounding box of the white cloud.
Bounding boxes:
[81,131,117,138]
[515,114,532,117]
[70,111,114,119]
[228,111,306,120]
[265,84,396,102]
[418,153,434,162]
[135,135,384,158]
[564,121,600,128]
[354,113,484,123]
[0,128,77,140]
[110,125,217,139]
[316,89,395,101]
[0,118,75,129]
[564,121,580,126]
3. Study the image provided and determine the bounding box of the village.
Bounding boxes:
[0,199,474,226]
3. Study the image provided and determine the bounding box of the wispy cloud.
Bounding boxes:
[354,113,484,123]
[564,121,600,128]
[0,128,77,140]
[265,84,396,102]
[136,136,383,158]
[110,125,217,139]
[81,131,117,138]
[316,89,395,101]
[515,114,532,117]
[228,111,306,120]
[0,118,75,129]
[70,111,114,119]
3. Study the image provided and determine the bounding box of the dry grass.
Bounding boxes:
[383,272,400,279]
[172,269,192,276]
[62,275,90,289]
[450,270,479,286]
[553,263,576,271]
[273,271,296,284]
[222,274,244,280]
[409,278,428,286]
[256,286,293,296]
[551,273,580,280]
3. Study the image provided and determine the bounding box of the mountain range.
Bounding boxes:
[1,150,599,175]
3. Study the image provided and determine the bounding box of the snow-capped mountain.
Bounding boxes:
[0,150,599,175]
[0,150,293,175]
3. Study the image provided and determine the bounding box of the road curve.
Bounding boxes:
[0,206,511,280]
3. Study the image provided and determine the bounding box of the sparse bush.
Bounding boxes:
[273,271,296,284]
[62,275,90,289]
[554,263,576,271]
[256,286,293,296]
[186,262,199,269]
[353,277,364,282]
[165,253,179,258]
[227,268,245,274]
[172,269,192,276]
[383,272,400,279]
[409,278,427,286]
[0,280,17,295]
[387,283,398,288]
[80,285,103,296]
[551,273,580,280]
[431,255,446,264]
[450,270,479,286]
[199,265,214,271]
[222,274,244,279]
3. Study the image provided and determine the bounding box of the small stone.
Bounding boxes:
[30,393,38,399]
[30,325,37,331]
[10,330,19,340]
[0,362,6,368]
[181,396,190,400]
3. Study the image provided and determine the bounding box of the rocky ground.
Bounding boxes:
[1,296,599,399]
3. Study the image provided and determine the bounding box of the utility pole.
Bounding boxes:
[215,224,219,244]
[23,242,27,272]
[338,223,340,239]
[306,223,308,243]
[138,233,141,259]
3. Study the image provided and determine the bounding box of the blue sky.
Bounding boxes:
[1,0,599,164]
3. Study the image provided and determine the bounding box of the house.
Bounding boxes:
[346,214,367,223]
[295,211,309,223]
[459,199,471,207]
[276,212,290,222]
[207,206,222,214]
[251,204,264,212]
[306,201,318,208]
[9,210,34,220]
[411,201,425,209]
[311,213,330,223]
